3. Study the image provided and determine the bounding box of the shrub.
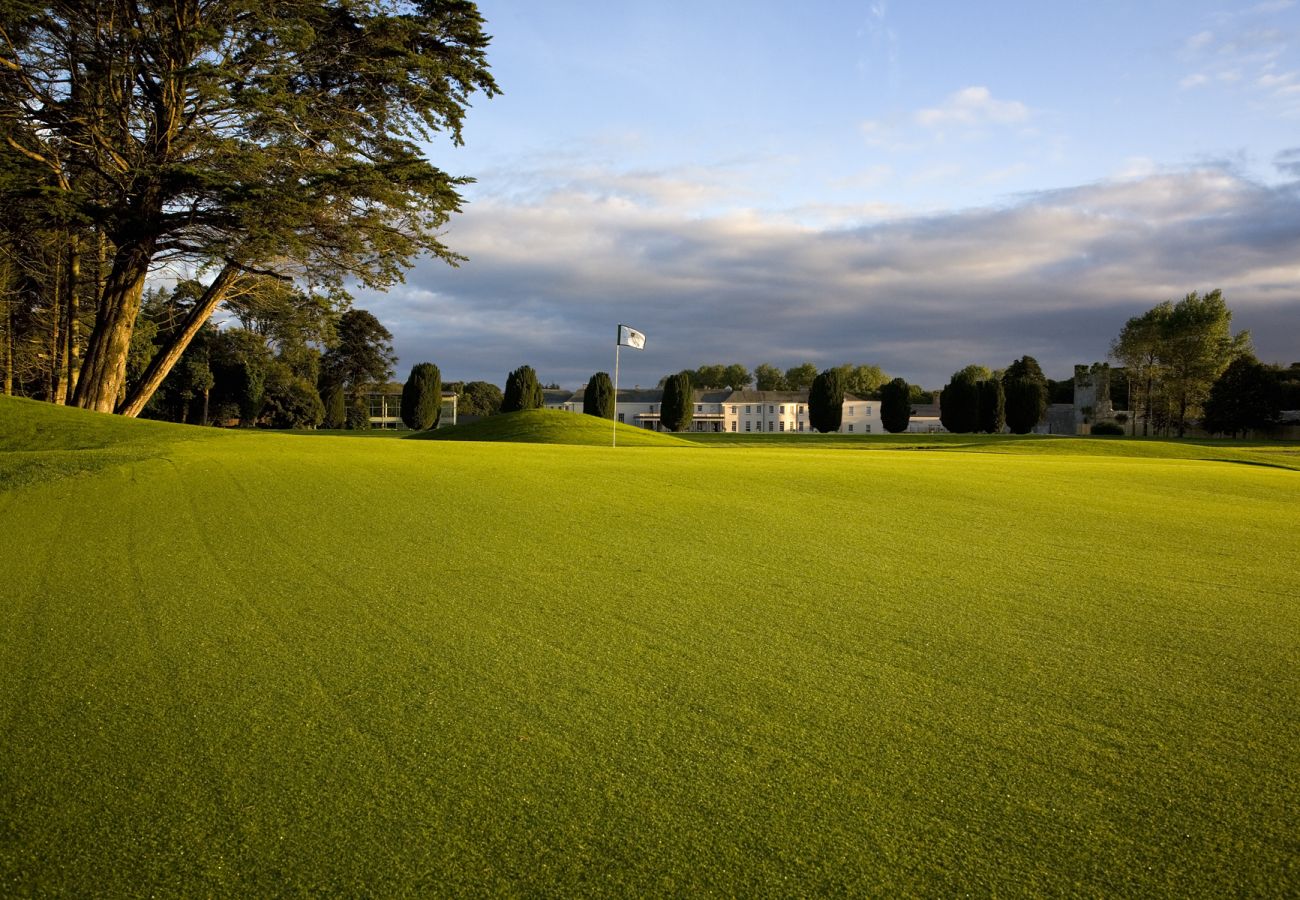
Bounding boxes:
[1091,421,1125,436]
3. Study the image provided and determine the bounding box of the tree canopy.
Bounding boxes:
[1,1,497,414]
[1111,291,1250,436]
[1202,356,1281,437]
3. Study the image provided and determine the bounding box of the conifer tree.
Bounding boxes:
[583,372,615,419]
[660,371,694,431]
[401,363,442,430]
[502,365,544,412]
[880,377,912,433]
[808,368,845,433]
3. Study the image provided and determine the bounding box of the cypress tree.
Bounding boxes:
[660,371,695,431]
[1003,356,1050,434]
[808,368,845,433]
[977,379,1006,434]
[880,377,912,433]
[400,362,442,430]
[939,370,980,433]
[583,372,615,418]
[502,365,544,412]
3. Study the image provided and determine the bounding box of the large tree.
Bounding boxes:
[808,367,845,433]
[583,372,614,419]
[837,363,888,398]
[1202,356,1281,437]
[1111,302,1171,436]
[1,1,497,414]
[754,363,787,391]
[320,309,394,407]
[784,362,818,391]
[1160,290,1250,437]
[1002,356,1049,434]
[879,377,911,434]
[660,371,694,432]
[939,368,980,434]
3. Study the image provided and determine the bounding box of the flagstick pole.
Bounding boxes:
[612,326,620,448]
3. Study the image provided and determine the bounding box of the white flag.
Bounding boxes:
[618,324,646,350]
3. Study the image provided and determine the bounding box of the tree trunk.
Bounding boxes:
[74,239,154,413]
[117,262,240,418]
[49,245,64,403]
[63,235,82,403]
[2,291,12,396]
[201,387,210,427]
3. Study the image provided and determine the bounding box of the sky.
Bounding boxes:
[354,0,1300,389]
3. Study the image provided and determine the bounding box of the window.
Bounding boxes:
[847,406,854,416]
[697,404,703,412]
[848,424,854,432]
[865,423,872,433]
[730,406,736,414]
[779,421,785,431]
[798,422,804,432]
[780,405,785,413]
[745,420,751,432]
[618,413,624,423]
[769,405,775,413]
[731,422,737,432]
[866,405,872,415]
[745,405,751,414]
[756,421,763,432]
[650,404,656,413]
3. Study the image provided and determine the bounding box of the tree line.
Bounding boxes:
[0,2,497,416]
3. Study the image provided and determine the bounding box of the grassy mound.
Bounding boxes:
[1,398,1298,895]
[410,407,694,446]
[0,394,228,490]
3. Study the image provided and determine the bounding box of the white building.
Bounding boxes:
[548,387,886,434]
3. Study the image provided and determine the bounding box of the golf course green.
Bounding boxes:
[2,397,1297,895]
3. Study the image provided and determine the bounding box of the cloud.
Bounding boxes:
[354,167,1300,390]
[914,86,1031,128]
[1277,147,1300,177]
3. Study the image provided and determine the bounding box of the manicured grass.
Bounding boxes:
[1,396,1298,895]
[681,429,1300,469]
[412,407,694,446]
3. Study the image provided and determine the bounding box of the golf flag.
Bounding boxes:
[618,324,646,350]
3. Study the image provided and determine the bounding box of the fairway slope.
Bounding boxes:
[0,394,223,490]
[682,429,1300,469]
[411,407,694,446]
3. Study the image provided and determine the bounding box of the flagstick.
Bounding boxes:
[612,327,620,448]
